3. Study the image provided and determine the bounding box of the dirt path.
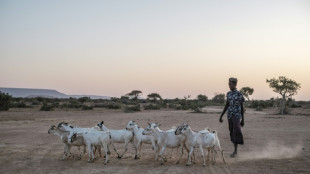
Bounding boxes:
[0,107,309,174]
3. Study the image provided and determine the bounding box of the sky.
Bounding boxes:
[1,0,309,100]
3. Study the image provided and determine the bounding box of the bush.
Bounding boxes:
[189,101,207,113]
[124,105,141,113]
[40,103,54,111]
[105,103,122,109]
[61,100,82,108]
[81,105,93,110]
[0,91,11,111]
[212,94,226,104]
[144,104,161,110]
[94,103,122,109]
[78,97,91,103]
[11,102,31,108]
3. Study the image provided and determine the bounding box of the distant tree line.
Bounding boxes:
[0,76,303,114]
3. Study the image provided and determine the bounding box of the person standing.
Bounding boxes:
[219,77,245,158]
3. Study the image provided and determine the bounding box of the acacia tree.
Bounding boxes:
[240,87,254,101]
[126,90,142,100]
[147,93,162,101]
[266,76,301,115]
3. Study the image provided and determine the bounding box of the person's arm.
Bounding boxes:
[219,100,229,123]
[240,104,244,126]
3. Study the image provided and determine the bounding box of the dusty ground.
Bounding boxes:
[0,106,309,174]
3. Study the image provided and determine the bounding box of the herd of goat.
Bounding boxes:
[48,121,226,167]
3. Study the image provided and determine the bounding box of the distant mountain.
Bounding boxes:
[0,87,110,99]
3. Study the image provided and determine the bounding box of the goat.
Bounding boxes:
[97,121,134,158]
[69,130,112,164]
[175,123,226,166]
[126,121,157,159]
[142,123,189,165]
[48,125,86,160]
[58,122,102,157]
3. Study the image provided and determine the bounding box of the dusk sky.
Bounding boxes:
[1,0,309,100]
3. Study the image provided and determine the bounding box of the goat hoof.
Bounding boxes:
[186,163,192,166]
[134,155,139,159]
[117,156,122,159]
[202,164,206,167]
[176,161,180,164]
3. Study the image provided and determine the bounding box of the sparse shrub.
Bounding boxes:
[40,103,54,111]
[250,100,273,109]
[144,104,161,110]
[62,100,82,108]
[105,103,121,109]
[94,102,122,109]
[14,102,30,108]
[189,101,207,113]
[124,105,141,113]
[0,91,11,111]
[78,97,90,103]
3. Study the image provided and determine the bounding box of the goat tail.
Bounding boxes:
[212,130,217,134]
[171,126,177,130]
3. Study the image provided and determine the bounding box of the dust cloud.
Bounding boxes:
[238,141,303,161]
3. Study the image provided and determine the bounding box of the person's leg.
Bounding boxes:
[231,143,238,157]
[230,117,243,158]
[228,118,236,157]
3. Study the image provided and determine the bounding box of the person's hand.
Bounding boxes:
[219,117,223,123]
[240,119,244,127]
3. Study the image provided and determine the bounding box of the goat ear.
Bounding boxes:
[101,121,104,124]
[158,124,161,127]
[148,122,150,125]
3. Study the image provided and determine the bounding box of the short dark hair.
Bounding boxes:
[229,77,238,84]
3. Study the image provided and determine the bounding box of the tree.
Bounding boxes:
[126,90,142,100]
[240,87,254,101]
[147,93,162,101]
[0,91,11,111]
[266,76,301,114]
[197,94,208,102]
[212,93,225,104]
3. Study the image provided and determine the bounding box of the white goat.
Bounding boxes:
[48,125,86,160]
[175,123,226,166]
[142,123,189,165]
[126,121,157,159]
[68,130,112,164]
[97,121,134,158]
[58,122,102,157]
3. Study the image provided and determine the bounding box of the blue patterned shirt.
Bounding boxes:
[227,89,245,119]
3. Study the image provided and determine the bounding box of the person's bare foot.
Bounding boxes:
[230,152,237,158]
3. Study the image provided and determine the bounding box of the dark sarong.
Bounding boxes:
[228,116,244,145]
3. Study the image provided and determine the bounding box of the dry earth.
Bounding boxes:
[0,106,309,174]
